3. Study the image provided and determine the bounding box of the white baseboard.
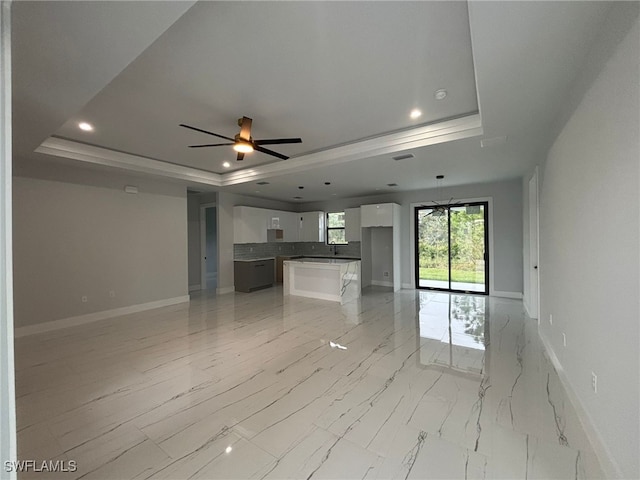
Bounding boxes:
[491,290,523,299]
[402,283,414,290]
[216,286,235,295]
[15,295,190,338]
[189,284,201,292]
[538,329,621,479]
[371,280,393,287]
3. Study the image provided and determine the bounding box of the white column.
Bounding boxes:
[0,2,16,479]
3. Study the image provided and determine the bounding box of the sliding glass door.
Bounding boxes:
[415,202,488,294]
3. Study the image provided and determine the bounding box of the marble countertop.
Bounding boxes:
[285,258,360,265]
[233,257,275,262]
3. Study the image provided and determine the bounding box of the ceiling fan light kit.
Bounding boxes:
[181,116,301,162]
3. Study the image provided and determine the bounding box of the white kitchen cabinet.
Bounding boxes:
[345,207,361,242]
[234,206,268,243]
[299,211,325,242]
[234,206,302,243]
[280,211,299,242]
[361,203,396,227]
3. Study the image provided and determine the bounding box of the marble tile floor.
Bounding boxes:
[14,287,605,479]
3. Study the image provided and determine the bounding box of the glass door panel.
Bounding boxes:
[415,202,488,294]
[416,207,450,289]
[450,205,486,293]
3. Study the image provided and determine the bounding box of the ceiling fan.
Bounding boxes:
[423,175,463,216]
[180,116,302,161]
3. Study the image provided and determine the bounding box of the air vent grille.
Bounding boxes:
[392,153,415,161]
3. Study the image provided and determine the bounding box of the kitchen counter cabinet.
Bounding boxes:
[234,259,275,292]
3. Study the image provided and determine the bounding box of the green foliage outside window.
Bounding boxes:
[327,212,347,244]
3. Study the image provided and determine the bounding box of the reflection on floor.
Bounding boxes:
[418,278,485,292]
[14,287,604,479]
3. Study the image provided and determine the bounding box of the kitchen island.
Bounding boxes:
[283,258,361,304]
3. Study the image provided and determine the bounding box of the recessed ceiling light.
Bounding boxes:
[78,122,94,132]
[298,186,304,190]
[410,109,422,119]
[222,161,231,168]
[324,182,331,185]
[434,89,447,100]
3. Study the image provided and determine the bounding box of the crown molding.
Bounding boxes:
[221,113,482,186]
[35,137,223,187]
[35,113,481,188]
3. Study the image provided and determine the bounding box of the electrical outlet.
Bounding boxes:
[279,246,282,251]
[109,290,115,298]
[562,333,566,347]
[250,247,253,252]
[591,372,598,393]
[311,245,314,249]
[549,314,553,325]
[81,296,88,303]
[383,271,389,277]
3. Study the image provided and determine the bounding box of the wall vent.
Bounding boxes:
[392,153,415,161]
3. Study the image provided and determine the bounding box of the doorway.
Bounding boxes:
[200,203,217,290]
[415,202,489,294]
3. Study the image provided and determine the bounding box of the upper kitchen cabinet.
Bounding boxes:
[361,203,398,227]
[299,211,325,242]
[234,206,268,243]
[234,206,300,243]
[345,207,361,242]
[279,211,299,242]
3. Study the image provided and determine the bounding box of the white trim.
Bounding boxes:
[538,329,622,479]
[14,296,190,338]
[409,196,494,295]
[223,114,481,185]
[401,282,414,290]
[0,2,16,477]
[216,286,235,295]
[36,137,223,187]
[35,114,481,188]
[491,290,522,299]
[371,280,393,287]
[188,284,201,292]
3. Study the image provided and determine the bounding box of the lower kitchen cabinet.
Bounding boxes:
[234,259,275,292]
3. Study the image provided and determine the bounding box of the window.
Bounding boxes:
[326,211,347,244]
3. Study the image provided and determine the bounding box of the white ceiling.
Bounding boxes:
[12,1,613,203]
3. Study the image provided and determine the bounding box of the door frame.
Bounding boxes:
[199,202,217,290]
[1,2,17,475]
[527,168,540,319]
[410,196,494,294]
[414,201,489,295]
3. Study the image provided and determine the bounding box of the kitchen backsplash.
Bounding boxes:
[234,242,361,259]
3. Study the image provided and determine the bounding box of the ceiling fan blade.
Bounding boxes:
[239,116,252,141]
[179,124,234,142]
[253,145,288,160]
[188,143,234,148]
[253,138,302,145]
[236,152,245,161]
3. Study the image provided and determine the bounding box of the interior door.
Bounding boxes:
[415,202,488,294]
[528,171,539,318]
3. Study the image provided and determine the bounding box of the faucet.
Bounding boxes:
[330,244,339,256]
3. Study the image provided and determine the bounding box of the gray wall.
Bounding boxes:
[301,179,523,295]
[533,11,638,478]
[13,175,189,327]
